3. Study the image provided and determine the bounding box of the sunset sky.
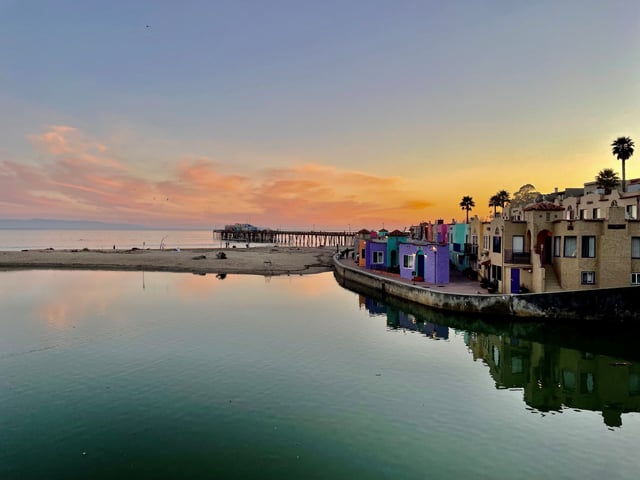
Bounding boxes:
[1,0,639,230]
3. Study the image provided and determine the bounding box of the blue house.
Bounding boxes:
[365,239,388,271]
[364,231,409,272]
[398,242,449,284]
[448,222,471,272]
[385,230,410,271]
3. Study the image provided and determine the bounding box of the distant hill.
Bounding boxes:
[0,219,150,230]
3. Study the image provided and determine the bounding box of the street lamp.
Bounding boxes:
[430,245,437,284]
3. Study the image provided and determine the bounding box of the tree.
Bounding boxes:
[611,136,634,192]
[488,194,499,215]
[459,195,475,223]
[595,168,620,194]
[489,190,510,217]
[511,184,540,208]
[495,190,511,209]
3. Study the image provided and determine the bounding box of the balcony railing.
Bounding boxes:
[464,243,478,254]
[504,249,531,264]
[464,243,478,259]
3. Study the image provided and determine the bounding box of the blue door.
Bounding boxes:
[416,251,425,278]
[510,268,520,293]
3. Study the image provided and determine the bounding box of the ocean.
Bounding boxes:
[0,229,269,251]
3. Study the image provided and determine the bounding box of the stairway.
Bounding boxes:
[543,265,563,292]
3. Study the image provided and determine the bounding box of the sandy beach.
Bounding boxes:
[0,246,335,276]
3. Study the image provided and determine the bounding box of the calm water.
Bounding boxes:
[1,270,640,479]
[0,229,269,251]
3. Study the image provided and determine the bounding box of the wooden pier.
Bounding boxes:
[213,229,355,248]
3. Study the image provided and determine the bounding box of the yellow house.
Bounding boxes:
[477,183,640,293]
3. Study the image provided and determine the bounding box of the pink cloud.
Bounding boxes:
[2,125,435,228]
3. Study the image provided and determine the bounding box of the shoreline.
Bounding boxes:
[333,255,640,321]
[0,246,335,276]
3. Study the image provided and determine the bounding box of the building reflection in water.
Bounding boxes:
[358,294,639,428]
[466,333,640,428]
[359,295,449,340]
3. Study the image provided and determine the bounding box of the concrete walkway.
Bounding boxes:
[343,259,493,295]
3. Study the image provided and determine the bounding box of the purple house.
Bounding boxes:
[399,242,449,284]
[365,239,387,271]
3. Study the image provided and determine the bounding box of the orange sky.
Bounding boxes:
[1,125,436,229]
[1,124,637,230]
[1,2,638,231]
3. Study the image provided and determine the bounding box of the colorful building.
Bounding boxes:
[398,242,449,284]
[476,178,640,293]
[365,239,388,271]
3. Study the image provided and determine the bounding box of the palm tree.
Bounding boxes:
[488,194,499,216]
[459,195,475,223]
[495,190,510,209]
[611,136,635,192]
[595,168,620,194]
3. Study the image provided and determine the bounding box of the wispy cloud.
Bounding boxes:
[1,125,435,228]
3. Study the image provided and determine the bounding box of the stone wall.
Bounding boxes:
[334,255,640,322]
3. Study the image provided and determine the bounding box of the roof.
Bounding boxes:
[388,229,409,237]
[621,191,640,199]
[524,201,565,211]
[400,239,431,247]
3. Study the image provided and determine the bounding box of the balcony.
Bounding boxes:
[464,243,478,259]
[504,249,531,264]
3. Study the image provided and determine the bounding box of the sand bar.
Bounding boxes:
[0,247,335,276]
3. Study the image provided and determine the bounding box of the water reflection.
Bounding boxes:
[466,332,640,428]
[360,296,449,340]
[355,289,640,428]
[4,270,640,478]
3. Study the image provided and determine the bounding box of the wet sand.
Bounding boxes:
[0,247,336,276]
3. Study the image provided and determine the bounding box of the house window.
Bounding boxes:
[546,212,551,221]
[472,234,478,245]
[632,237,640,258]
[564,236,577,257]
[493,236,502,253]
[592,208,600,219]
[403,254,414,269]
[511,356,523,374]
[512,235,524,253]
[581,236,596,258]
[631,273,640,285]
[483,235,490,250]
[579,209,586,219]
[373,251,384,264]
[491,265,502,281]
[580,372,595,394]
[563,370,576,391]
[630,373,640,396]
[626,204,637,220]
[581,271,596,285]
[553,236,561,257]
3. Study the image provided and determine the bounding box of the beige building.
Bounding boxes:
[476,180,640,293]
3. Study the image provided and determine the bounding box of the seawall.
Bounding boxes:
[333,256,640,322]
